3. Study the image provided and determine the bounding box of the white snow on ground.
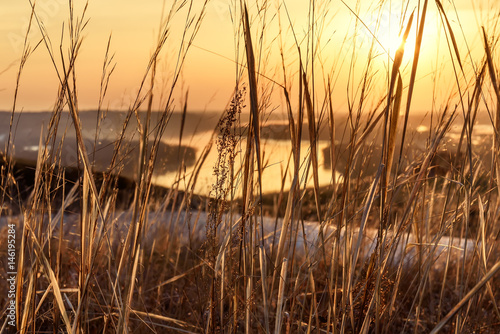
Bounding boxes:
[1,208,478,272]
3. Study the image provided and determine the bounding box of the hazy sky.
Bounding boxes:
[1,0,499,113]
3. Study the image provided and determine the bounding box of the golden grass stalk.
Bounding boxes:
[259,246,271,334]
[25,225,73,333]
[399,0,428,165]
[274,258,288,334]
[435,0,463,71]
[242,2,264,227]
[381,9,414,228]
[327,79,337,196]
[386,74,403,182]
[303,69,322,222]
[126,308,201,331]
[482,26,500,201]
[431,260,500,334]
[19,272,34,334]
[242,3,262,177]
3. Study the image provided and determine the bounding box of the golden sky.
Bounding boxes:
[1,0,498,113]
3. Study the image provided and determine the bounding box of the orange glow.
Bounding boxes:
[0,1,498,113]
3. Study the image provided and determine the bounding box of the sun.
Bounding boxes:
[362,3,417,60]
[380,28,417,60]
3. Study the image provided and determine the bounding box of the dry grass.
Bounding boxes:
[1,0,500,333]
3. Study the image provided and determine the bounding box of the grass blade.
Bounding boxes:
[430,260,500,334]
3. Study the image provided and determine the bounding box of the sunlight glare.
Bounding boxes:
[384,29,417,60]
[362,2,417,60]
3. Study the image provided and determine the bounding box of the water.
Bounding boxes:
[0,110,339,197]
[0,110,495,198]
